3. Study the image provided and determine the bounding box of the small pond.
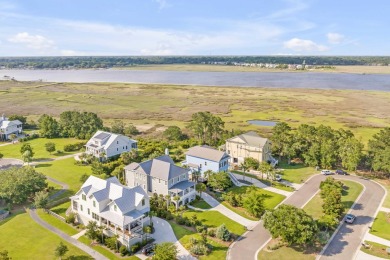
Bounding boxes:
[247,120,277,127]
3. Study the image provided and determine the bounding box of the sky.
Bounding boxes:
[0,0,389,56]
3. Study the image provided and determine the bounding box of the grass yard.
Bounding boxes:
[304,180,363,219]
[78,236,139,260]
[170,221,229,260]
[232,170,295,191]
[51,201,71,217]
[370,211,390,240]
[0,212,91,259]
[360,241,390,259]
[377,179,390,208]
[35,157,92,193]
[190,199,212,209]
[183,210,246,235]
[0,137,85,160]
[258,241,316,260]
[278,162,317,184]
[37,209,79,236]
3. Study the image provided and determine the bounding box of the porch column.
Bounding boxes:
[115,224,117,235]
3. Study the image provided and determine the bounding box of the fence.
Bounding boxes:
[44,209,66,222]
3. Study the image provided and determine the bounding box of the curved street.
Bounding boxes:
[227,174,386,260]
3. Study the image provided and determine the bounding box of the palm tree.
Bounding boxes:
[196,183,207,198]
[9,134,17,144]
[240,162,248,181]
[173,195,181,211]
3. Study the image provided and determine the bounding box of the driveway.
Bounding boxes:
[147,217,195,260]
[228,174,386,260]
[0,158,23,170]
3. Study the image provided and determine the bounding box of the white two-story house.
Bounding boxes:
[70,176,150,248]
[85,131,137,160]
[125,155,196,207]
[0,114,22,141]
[183,145,230,179]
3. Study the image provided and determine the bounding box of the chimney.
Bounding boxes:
[165,148,169,155]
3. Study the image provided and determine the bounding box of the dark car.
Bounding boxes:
[142,243,155,256]
[336,169,348,175]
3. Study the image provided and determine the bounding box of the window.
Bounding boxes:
[82,194,86,201]
[117,148,119,151]
[126,146,128,149]
[92,212,99,221]
[143,184,146,190]
[165,181,167,185]
[93,201,96,207]
[80,205,83,211]
[87,208,90,215]
[205,161,207,166]
[228,150,230,154]
[114,205,117,211]
[142,199,145,206]
[159,179,161,184]
[117,141,119,144]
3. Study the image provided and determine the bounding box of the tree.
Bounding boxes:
[0,152,3,159]
[263,205,318,246]
[339,137,363,171]
[34,190,49,209]
[154,242,178,260]
[124,124,139,136]
[196,183,207,198]
[258,161,273,180]
[9,134,17,144]
[20,143,34,157]
[173,195,181,211]
[8,114,27,124]
[243,188,265,217]
[38,114,60,138]
[85,221,99,241]
[241,157,259,182]
[163,126,184,141]
[45,142,56,155]
[111,120,125,135]
[368,127,390,173]
[322,189,344,218]
[271,122,292,161]
[0,250,11,260]
[22,150,33,165]
[207,171,232,191]
[59,111,103,139]
[216,224,231,241]
[188,111,224,145]
[54,242,68,260]
[0,166,47,207]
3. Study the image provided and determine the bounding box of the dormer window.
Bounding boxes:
[82,194,86,201]
[142,199,145,206]
[114,205,117,211]
[93,201,96,207]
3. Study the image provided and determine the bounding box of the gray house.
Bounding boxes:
[124,155,196,206]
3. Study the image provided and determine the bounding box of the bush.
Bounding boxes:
[190,243,210,256]
[131,242,141,254]
[267,242,284,251]
[207,228,216,237]
[65,212,76,224]
[63,142,86,152]
[176,216,185,225]
[196,225,208,233]
[56,150,63,154]
[216,224,231,241]
[19,133,39,142]
[184,217,192,227]
[119,245,128,256]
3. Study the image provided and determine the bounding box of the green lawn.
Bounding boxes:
[35,157,92,193]
[169,221,229,260]
[258,243,316,260]
[304,180,363,219]
[0,212,91,259]
[190,199,212,209]
[0,137,85,160]
[377,180,390,208]
[370,211,390,240]
[51,201,71,217]
[183,210,246,235]
[37,209,79,236]
[78,236,139,260]
[278,162,317,184]
[361,240,390,259]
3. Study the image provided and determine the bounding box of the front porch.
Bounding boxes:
[169,181,196,206]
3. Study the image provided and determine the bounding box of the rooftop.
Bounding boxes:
[185,145,229,162]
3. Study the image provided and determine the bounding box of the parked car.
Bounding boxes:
[275,174,282,182]
[345,214,356,224]
[321,170,333,175]
[142,243,155,256]
[336,169,348,175]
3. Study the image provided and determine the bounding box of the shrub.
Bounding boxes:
[105,237,118,251]
[176,216,185,225]
[63,142,86,152]
[130,243,141,254]
[196,225,208,233]
[119,245,128,256]
[184,217,192,227]
[267,242,284,251]
[216,224,231,241]
[56,150,63,154]
[207,228,216,237]
[190,243,210,256]
[65,212,76,224]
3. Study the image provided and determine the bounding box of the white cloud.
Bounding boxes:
[327,33,345,44]
[154,0,168,10]
[283,38,328,52]
[8,32,54,50]
[60,50,86,56]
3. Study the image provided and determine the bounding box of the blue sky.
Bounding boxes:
[0,0,388,56]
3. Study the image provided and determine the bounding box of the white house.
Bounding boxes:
[125,155,196,207]
[182,145,230,179]
[70,176,150,248]
[0,114,22,141]
[85,131,137,160]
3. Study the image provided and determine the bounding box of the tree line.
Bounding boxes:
[2,56,390,69]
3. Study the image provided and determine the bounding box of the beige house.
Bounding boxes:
[225,131,272,164]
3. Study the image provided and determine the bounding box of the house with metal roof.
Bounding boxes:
[182,145,230,178]
[85,130,137,160]
[70,175,150,248]
[124,155,196,206]
[0,114,22,141]
[225,131,273,164]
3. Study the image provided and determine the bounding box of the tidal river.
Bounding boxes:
[1,69,390,91]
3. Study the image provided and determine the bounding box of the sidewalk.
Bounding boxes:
[201,193,258,229]
[232,173,293,197]
[380,207,390,213]
[364,232,390,247]
[355,250,384,260]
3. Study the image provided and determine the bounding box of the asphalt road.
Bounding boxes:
[227,174,386,260]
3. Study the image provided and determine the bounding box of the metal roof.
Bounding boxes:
[185,145,229,162]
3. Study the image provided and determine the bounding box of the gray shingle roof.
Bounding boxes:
[185,145,229,162]
[169,181,195,193]
[94,132,111,140]
[227,131,268,148]
[124,155,188,181]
